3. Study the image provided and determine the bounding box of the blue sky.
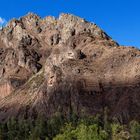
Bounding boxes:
[0,0,140,47]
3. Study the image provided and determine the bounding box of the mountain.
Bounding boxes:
[0,13,139,123]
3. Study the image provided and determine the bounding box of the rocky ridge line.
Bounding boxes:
[0,13,139,123]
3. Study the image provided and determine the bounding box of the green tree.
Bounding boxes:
[7,117,18,140]
[130,120,140,140]
[111,123,130,140]
[16,119,30,140]
[53,123,76,140]
[76,123,108,140]
[47,114,64,139]
[0,124,7,140]
[29,116,47,140]
[103,107,111,132]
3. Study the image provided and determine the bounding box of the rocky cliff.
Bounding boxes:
[0,13,140,123]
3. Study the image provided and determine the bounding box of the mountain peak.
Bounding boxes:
[0,13,139,122]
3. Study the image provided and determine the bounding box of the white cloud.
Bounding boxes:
[0,17,7,28]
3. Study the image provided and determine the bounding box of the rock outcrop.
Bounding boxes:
[0,13,139,123]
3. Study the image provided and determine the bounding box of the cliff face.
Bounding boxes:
[0,13,140,123]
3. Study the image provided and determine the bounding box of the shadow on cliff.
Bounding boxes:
[0,77,139,124]
[27,79,140,124]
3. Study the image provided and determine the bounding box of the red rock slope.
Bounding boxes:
[0,13,139,123]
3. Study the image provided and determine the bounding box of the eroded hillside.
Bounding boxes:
[0,13,140,123]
